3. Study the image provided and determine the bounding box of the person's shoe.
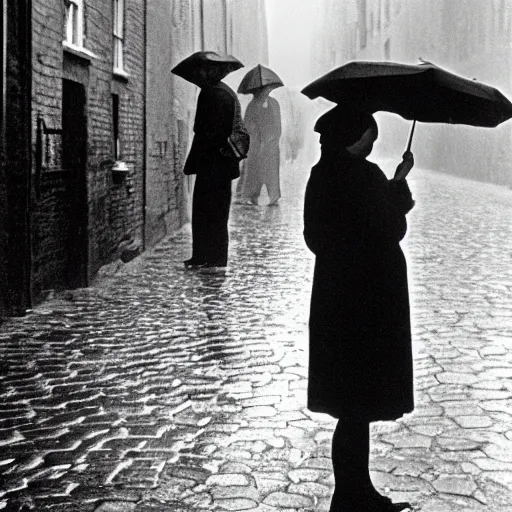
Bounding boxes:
[380,497,413,511]
[330,495,412,512]
[203,260,227,268]
[363,496,412,512]
[184,258,207,268]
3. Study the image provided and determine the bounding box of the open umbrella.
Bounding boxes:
[302,60,512,154]
[302,60,512,126]
[238,64,284,94]
[172,51,244,87]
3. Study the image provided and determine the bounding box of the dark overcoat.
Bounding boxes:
[184,82,241,264]
[184,82,240,181]
[303,146,415,422]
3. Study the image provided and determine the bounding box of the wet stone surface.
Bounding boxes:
[1,167,512,511]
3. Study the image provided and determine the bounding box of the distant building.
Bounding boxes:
[311,0,512,186]
[311,0,358,76]
[387,0,512,185]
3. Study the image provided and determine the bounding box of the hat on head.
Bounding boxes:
[314,105,377,147]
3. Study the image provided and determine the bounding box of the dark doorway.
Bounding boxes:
[61,79,88,288]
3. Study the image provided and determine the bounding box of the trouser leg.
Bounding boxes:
[330,419,380,511]
[266,171,281,205]
[205,178,231,265]
[191,170,232,265]
[190,176,208,263]
[235,165,246,200]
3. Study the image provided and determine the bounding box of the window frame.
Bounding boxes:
[113,0,125,74]
[64,0,84,49]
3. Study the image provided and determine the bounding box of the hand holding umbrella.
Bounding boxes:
[394,151,415,181]
[394,120,415,180]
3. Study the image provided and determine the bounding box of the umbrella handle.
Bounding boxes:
[405,119,416,153]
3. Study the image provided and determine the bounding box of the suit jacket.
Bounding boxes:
[184,83,240,180]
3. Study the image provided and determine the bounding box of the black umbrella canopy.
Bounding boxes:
[302,60,512,127]
[238,64,284,94]
[171,51,244,87]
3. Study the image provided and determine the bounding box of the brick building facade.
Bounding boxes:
[30,0,146,304]
[311,0,512,186]
[1,0,146,316]
[1,0,269,317]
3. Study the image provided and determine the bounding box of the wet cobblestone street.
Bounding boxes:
[1,167,512,512]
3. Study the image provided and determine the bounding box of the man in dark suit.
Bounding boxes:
[183,69,243,268]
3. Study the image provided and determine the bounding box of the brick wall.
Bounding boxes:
[30,0,145,301]
[31,0,65,299]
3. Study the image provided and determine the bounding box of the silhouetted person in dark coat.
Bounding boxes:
[183,69,242,268]
[304,106,415,512]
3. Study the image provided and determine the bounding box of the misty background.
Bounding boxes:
[260,0,512,189]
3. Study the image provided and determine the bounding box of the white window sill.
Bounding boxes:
[113,68,130,80]
[62,41,99,61]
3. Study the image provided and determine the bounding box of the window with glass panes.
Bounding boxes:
[113,0,124,71]
[65,0,84,47]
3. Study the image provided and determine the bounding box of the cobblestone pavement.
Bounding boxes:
[1,167,512,512]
